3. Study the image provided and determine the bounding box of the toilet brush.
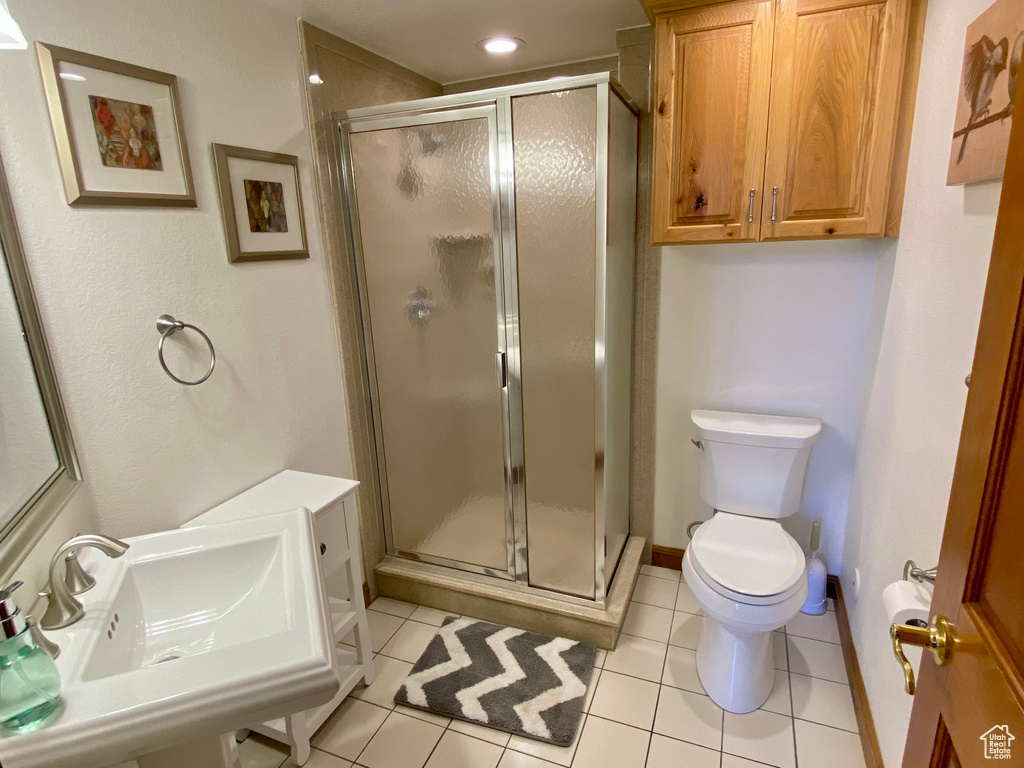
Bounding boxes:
[801,519,828,615]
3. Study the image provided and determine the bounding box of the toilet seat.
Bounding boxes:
[689,512,805,606]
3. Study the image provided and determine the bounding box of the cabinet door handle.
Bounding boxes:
[747,189,755,223]
[771,187,778,222]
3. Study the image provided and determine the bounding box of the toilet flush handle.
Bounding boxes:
[691,439,703,450]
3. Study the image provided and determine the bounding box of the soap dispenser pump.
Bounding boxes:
[0,581,62,732]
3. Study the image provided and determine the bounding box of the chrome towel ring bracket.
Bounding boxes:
[156,314,216,386]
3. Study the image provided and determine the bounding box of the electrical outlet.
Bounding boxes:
[852,567,862,600]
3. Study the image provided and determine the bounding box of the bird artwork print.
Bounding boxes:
[1008,31,1024,106]
[948,0,1024,186]
[957,35,1009,164]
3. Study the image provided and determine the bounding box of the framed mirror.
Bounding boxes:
[0,150,80,581]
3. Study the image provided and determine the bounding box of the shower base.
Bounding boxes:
[374,536,644,650]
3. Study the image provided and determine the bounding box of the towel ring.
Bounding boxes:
[156,314,216,386]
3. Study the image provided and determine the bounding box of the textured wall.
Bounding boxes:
[1,0,352,596]
[842,1,1002,764]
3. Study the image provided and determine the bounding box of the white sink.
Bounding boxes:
[0,507,339,768]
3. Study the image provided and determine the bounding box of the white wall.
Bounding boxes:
[0,0,352,596]
[842,1,1003,765]
[654,239,884,571]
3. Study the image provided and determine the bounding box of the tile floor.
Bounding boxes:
[239,564,866,768]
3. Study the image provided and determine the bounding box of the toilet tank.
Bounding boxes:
[691,410,823,519]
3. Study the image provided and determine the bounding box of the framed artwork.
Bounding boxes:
[35,43,196,206]
[947,0,1024,185]
[212,144,308,263]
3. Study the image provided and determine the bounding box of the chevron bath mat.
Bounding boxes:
[394,616,596,746]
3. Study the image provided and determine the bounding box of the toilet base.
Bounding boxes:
[695,615,775,714]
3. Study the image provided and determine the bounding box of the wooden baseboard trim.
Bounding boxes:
[651,544,686,570]
[828,575,884,768]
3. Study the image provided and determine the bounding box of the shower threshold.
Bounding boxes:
[374,536,645,649]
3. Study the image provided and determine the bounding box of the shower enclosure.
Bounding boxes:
[336,73,638,602]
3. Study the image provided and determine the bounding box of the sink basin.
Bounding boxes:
[82,534,290,682]
[0,507,340,768]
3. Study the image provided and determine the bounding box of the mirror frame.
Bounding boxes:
[0,150,81,582]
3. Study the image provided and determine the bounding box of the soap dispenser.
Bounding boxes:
[0,582,62,732]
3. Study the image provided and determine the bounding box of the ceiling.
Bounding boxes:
[263,0,649,84]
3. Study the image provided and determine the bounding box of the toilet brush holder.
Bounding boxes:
[802,557,827,615]
[801,520,827,615]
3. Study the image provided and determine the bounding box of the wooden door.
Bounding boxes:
[900,85,1024,768]
[761,0,910,240]
[651,0,774,244]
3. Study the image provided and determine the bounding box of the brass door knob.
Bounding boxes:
[890,615,956,695]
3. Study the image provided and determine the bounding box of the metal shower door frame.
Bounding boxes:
[335,73,634,603]
[337,101,526,582]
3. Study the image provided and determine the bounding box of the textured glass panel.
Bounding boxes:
[604,94,638,585]
[350,117,510,572]
[513,88,597,598]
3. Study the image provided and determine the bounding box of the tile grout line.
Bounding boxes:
[642,635,671,768]
[787,626,799,768]
[344,699,394,767]
[792,716,861,736]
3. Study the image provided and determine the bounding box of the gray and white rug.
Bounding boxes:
[394,616,596,746]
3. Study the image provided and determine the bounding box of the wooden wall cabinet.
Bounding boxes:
[648,0,922,245]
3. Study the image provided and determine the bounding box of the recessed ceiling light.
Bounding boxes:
[309,73,324,85]
[59,72,86,82]
[479,37,522,54]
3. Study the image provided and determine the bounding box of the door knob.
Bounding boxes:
[890,615,957,695]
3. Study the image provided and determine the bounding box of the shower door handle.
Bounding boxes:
[495,351,507,389]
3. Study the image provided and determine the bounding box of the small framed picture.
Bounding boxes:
[212,144,308,263]
[36,43,196,206]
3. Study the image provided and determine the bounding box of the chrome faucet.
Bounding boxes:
[40,534,129,630]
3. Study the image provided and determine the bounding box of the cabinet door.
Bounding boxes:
[651,0,774,244]
[761,0,910,240]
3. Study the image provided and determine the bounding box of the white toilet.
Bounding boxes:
[683,409,823,713]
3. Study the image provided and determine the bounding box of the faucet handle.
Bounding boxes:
[64,550,96,595]
[40,533,129,631]
[39,586,83,632]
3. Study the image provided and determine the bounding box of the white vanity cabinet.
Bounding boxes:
[189,470,373,766]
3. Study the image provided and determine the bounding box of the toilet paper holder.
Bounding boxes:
[903,559,937,585]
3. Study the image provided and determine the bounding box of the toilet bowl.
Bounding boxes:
[685,409,822,713]
[684,515,807,712]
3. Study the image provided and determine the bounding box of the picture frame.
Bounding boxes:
[947,0,1024,185]
[212,144,309,263]
[35,42,197,206]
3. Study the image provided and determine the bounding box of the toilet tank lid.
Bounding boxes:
[691,410,822,449]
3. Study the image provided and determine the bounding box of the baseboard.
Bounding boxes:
[828,575,884,768]
[651,544,685,570]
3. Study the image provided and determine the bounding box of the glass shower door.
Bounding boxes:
[344,107,515,577]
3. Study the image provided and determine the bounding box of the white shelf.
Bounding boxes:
[330,597,360,639]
